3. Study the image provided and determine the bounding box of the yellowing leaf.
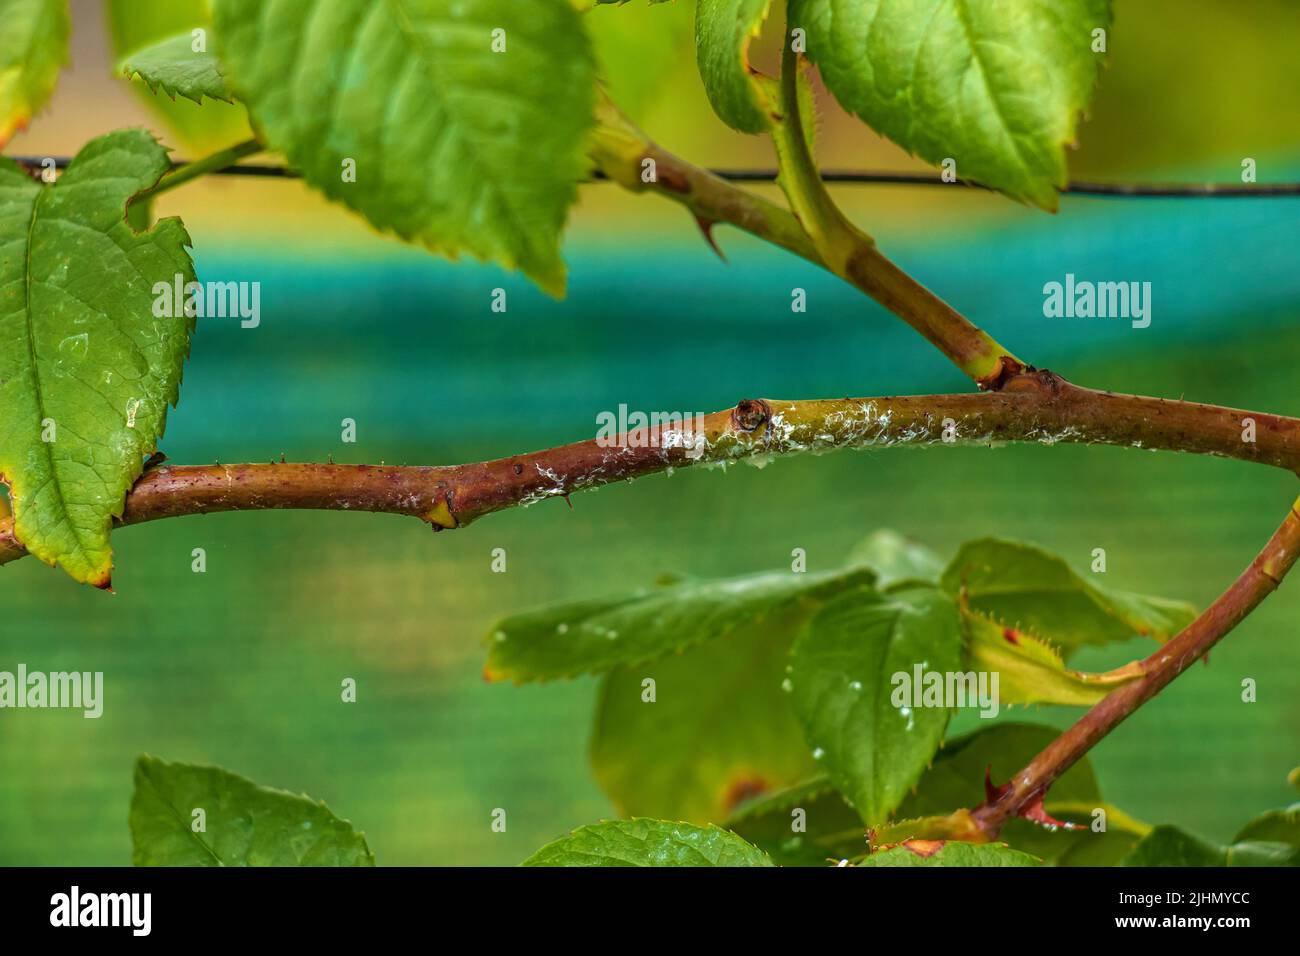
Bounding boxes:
[0,130,195,586]
[695,0,775,133]
[0,0,68,145]
[963,608,1143,706]
[942,537,1195,656]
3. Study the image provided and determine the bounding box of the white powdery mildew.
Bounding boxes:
[1028,424,1086,446]
[765,401,1019,457]
[769,401,931,454]
[657,428,708,460]
[520,445,662,508]
[519,400,1034,508]
[519,464,570,509]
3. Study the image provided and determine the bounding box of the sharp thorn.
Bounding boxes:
[693,214,727,262]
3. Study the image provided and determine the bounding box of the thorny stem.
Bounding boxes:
[970,494,1300,838]
[5,89,1294,843]
[590,92,818,262]
[589,89,1300,843]
[590,90,1300,841]
[3,371,1300,568]
[591,93,1022,388]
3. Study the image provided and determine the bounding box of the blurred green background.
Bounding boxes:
[1,1,1298,865]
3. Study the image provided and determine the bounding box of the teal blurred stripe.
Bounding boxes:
[174,186,1300,462]
[2,182,1297,867]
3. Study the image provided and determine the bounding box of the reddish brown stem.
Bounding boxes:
[971,496,1300,837]
[2,371,1299,569]
[591,95,1019,387]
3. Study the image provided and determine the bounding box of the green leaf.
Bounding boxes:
[899,724,1097,817]
[130,756,375,866]
[106,0,252,152]
[211,0,597,296]
[0,130,196,587]
[522,819,773,867]
[695,0,775,133]
[726,776,866,865]
[941,538,1195,657]
[1050,816,1144,868]
[859,841,1040,867]
[789,586,964,826]
[590,604,820,823]
[0,0,69,145]
[120,31,233,105]
[1235,803,1300,846]
[789,0,1111,209]
[586,0,693,119]
[1122,825,1299,867]
[962,608,1142,706]
[1226,841,1300,866]
[485,566,874,683]
[896,723,1146,865]
[848,529,944,589]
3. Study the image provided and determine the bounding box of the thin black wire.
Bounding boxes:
[718,169,1300,197]
[10,155,1300,197]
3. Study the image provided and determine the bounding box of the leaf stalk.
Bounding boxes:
[137,137,264,201]
[970,495,1300,837]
